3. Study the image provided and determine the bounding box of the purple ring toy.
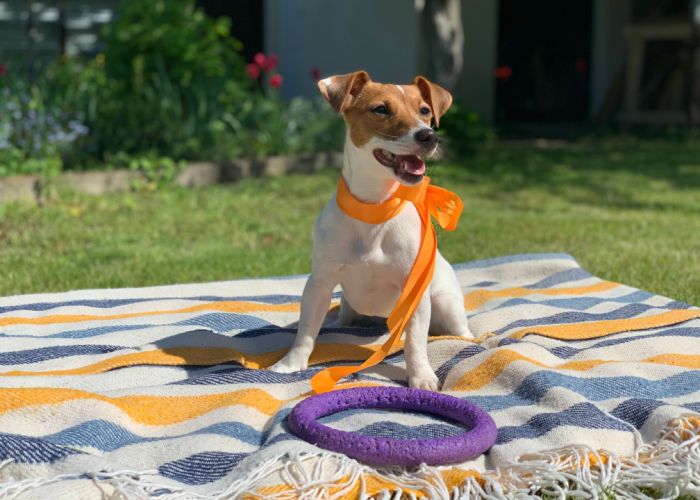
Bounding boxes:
[288,387,497,466]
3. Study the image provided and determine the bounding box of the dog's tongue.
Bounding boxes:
[398,154,426,175]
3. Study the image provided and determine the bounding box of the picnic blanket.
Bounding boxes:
[0,253,698,499]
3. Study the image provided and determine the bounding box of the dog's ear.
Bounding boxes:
[412,76,452,127]
[318,71,371,114]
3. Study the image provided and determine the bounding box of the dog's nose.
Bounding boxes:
[414,128,439,148]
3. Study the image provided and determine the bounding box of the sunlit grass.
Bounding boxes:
[1,137,698,305]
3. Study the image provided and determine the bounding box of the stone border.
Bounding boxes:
[0,151,343,204]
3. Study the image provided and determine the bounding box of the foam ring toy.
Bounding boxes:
[288,386,497,466]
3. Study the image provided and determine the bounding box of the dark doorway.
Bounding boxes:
[196,0,263,61]
[495,0,592,122]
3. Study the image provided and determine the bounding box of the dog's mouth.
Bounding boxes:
[372,149,426,185]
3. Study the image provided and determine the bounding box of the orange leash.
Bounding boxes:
[310,175,463,393]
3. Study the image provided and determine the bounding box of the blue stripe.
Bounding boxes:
[174,362,396,386]
[0,294,305,315]
[0,344,125,365]
[476,290,658,316]
[173,366,325,386]
[612,400,700,429]
[158,451,246,485]
[464,370,700,413]
[495,303,670,335]
[0,313,275,339]
[610,399,664,428]
[44,419,263,452]
[524,268,594,289]
[540,326,700,359]
[235,325,388,340]
[174,313,272,332]
[495,402,632,445]
[7,323,155,339]
[0,433,83,464]
[467,281,498,288]
[453,253,576,271]
[265,432,300,447]
[435,345,486,383]
[353,422,466,439]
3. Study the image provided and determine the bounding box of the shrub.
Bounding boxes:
[92,0,248,160]
[0,0,345,178]
[438,101,496,155]
[0,80,88,177]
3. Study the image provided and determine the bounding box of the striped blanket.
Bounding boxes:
[0,253,698,499]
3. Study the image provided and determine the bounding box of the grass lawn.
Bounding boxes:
[1,137,699,306]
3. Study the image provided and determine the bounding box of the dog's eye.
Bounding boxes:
[371,105,389,116]
[420,106,431,116]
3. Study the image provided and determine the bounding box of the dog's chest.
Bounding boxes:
[317,203,422,316]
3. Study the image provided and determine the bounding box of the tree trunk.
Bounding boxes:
[417,0,464,92]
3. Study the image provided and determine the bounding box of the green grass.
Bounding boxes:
[0,137,698,306]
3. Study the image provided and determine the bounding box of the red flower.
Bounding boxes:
[311,67,322,81]
[494,66,512,81]
[0,64,6,77]
[253,52,267,68]
[246,63,261,80]
[269,74,283,88]
[263,53,278,72]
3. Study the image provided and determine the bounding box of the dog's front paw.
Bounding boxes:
[408,371,440,391]
[269,352,308,373]
[456,325,475,339]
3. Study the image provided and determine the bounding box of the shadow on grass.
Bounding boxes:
[433,139,700,211]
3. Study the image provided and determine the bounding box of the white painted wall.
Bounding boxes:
[457,0,499,122]
[265,0,420,99]
[590,0,633,118]
[266,0,629,124]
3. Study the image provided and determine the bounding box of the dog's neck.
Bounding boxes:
[342,132,400,204]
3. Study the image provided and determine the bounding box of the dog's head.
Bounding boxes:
[319,71,452,186]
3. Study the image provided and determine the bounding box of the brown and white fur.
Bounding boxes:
[270,71,473,390]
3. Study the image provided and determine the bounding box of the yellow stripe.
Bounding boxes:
[508,309,700,340]
[464,281,619,311]
[452,349,700,392]
[0,300,302,327]
[0,387,284,425]
[18,353,693,428]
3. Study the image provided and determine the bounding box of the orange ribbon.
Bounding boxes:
[310,175,463,393]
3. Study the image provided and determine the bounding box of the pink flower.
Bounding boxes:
[263,53,278,72]
[311,67,322,81]
[246,63,261,80]
[269,74,283,88]
[0,64,6,77]
[253,52,267,68]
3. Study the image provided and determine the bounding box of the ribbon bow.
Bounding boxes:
[310,175,463,394]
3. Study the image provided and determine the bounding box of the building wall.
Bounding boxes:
[265,0,631,124]
[265,0,420,100]
[265,0,500,122]
[590,0,632,119]
[457,0,499,122]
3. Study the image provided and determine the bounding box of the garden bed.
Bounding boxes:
[0,151,342,203]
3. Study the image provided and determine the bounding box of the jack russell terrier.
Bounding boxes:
[270,71,473,391]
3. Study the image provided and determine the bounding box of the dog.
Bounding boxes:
[270,71,473,390]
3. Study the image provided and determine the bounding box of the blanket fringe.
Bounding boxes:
[248,414,700,500]
[0,415,697,499]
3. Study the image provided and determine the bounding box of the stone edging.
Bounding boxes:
[0,151,343,204]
